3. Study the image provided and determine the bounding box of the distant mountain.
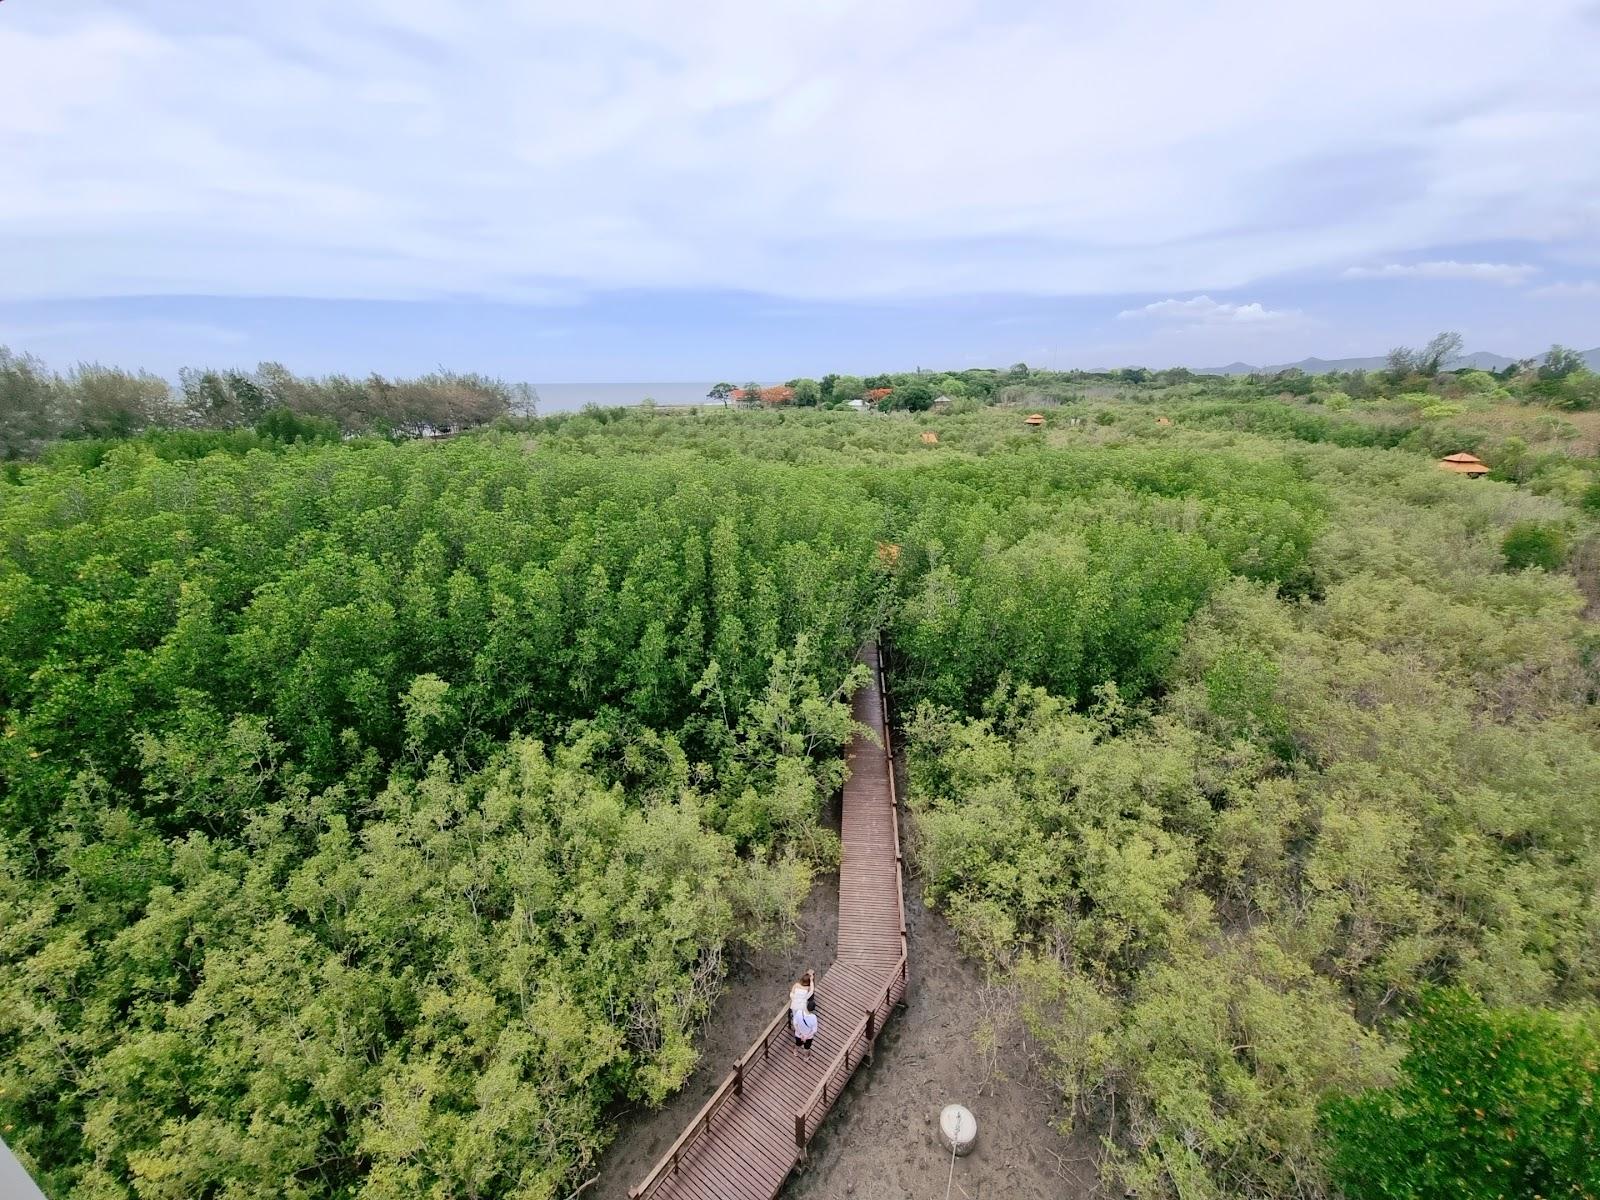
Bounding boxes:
[1454,351,1519,371]
[1194,355,1385,376]
[1193,348,1600,376]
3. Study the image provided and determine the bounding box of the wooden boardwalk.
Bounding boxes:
[630,642,908,1200]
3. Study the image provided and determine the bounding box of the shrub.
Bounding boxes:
[1502,520,1568,571]
[1322,989,1600,1200]
[1580,479,1600,515]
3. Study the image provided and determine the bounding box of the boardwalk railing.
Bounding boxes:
[879,651,909,967]
[793,954,908,1153]
[628,1003,792,1200]
[629,640,906,1200]
[786,646,913,1150]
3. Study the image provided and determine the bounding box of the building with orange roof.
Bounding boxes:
[1438,452,1489,477]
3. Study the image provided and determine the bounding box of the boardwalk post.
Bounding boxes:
[734,1060,743,1098]
[795,1112,807,1158]
[866,1008,876,1062]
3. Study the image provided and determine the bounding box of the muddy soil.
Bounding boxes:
[782,875,1101,1200]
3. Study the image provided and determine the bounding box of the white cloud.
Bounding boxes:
[1527,280,1600,298]
[1,1,1598,302]
[1341,260,1539,284]
[1118,296,1294,324]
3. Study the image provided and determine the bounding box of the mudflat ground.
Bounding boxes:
[782,877,1099,1200]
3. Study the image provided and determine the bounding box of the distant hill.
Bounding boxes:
[1195,355,1384,376]
[1453,351,1520,371]
[1194,348,1600,376]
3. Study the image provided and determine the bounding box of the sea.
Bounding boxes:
[531,382,731,413]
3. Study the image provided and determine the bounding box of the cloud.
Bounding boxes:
[1118,296,1294,324]
[1,2,1598,303]
[0,318,247,347]
[1527,280,1600,298]
[1341,261,1539,284]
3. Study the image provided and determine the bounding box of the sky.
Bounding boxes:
[2,0,1599,382]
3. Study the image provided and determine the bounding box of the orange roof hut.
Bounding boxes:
[1155,416,1172,427]
[920,431,939,444]
[1023,413,1045,427]
[1438,452,1489,477]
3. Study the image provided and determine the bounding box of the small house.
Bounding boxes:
[1438,452,1489,477]
[920,431,939,445]
[866,387,893,405]
[1024,413,1045,427]
[930,395,954,409]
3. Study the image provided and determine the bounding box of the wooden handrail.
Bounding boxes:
[740,1002,794,1073]
[632,639,909,1196]
[630,1002,792,1199]
[879,648,911,975]
[792,952,907,1152]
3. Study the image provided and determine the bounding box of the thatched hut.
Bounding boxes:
[1023,413,1045,428]
[1438,452,1489,477]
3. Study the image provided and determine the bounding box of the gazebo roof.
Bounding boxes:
[1023,413,1045,425]
[1441,452,1484,464]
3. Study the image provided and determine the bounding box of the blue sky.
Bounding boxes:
[3,0,1599,380]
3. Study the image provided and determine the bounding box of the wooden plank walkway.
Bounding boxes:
[630,641,908,1200]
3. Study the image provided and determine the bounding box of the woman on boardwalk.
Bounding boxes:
[790,969,815,1015]
[790,971,817,1059]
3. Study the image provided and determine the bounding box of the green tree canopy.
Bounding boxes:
[1322,989,1600,1200]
